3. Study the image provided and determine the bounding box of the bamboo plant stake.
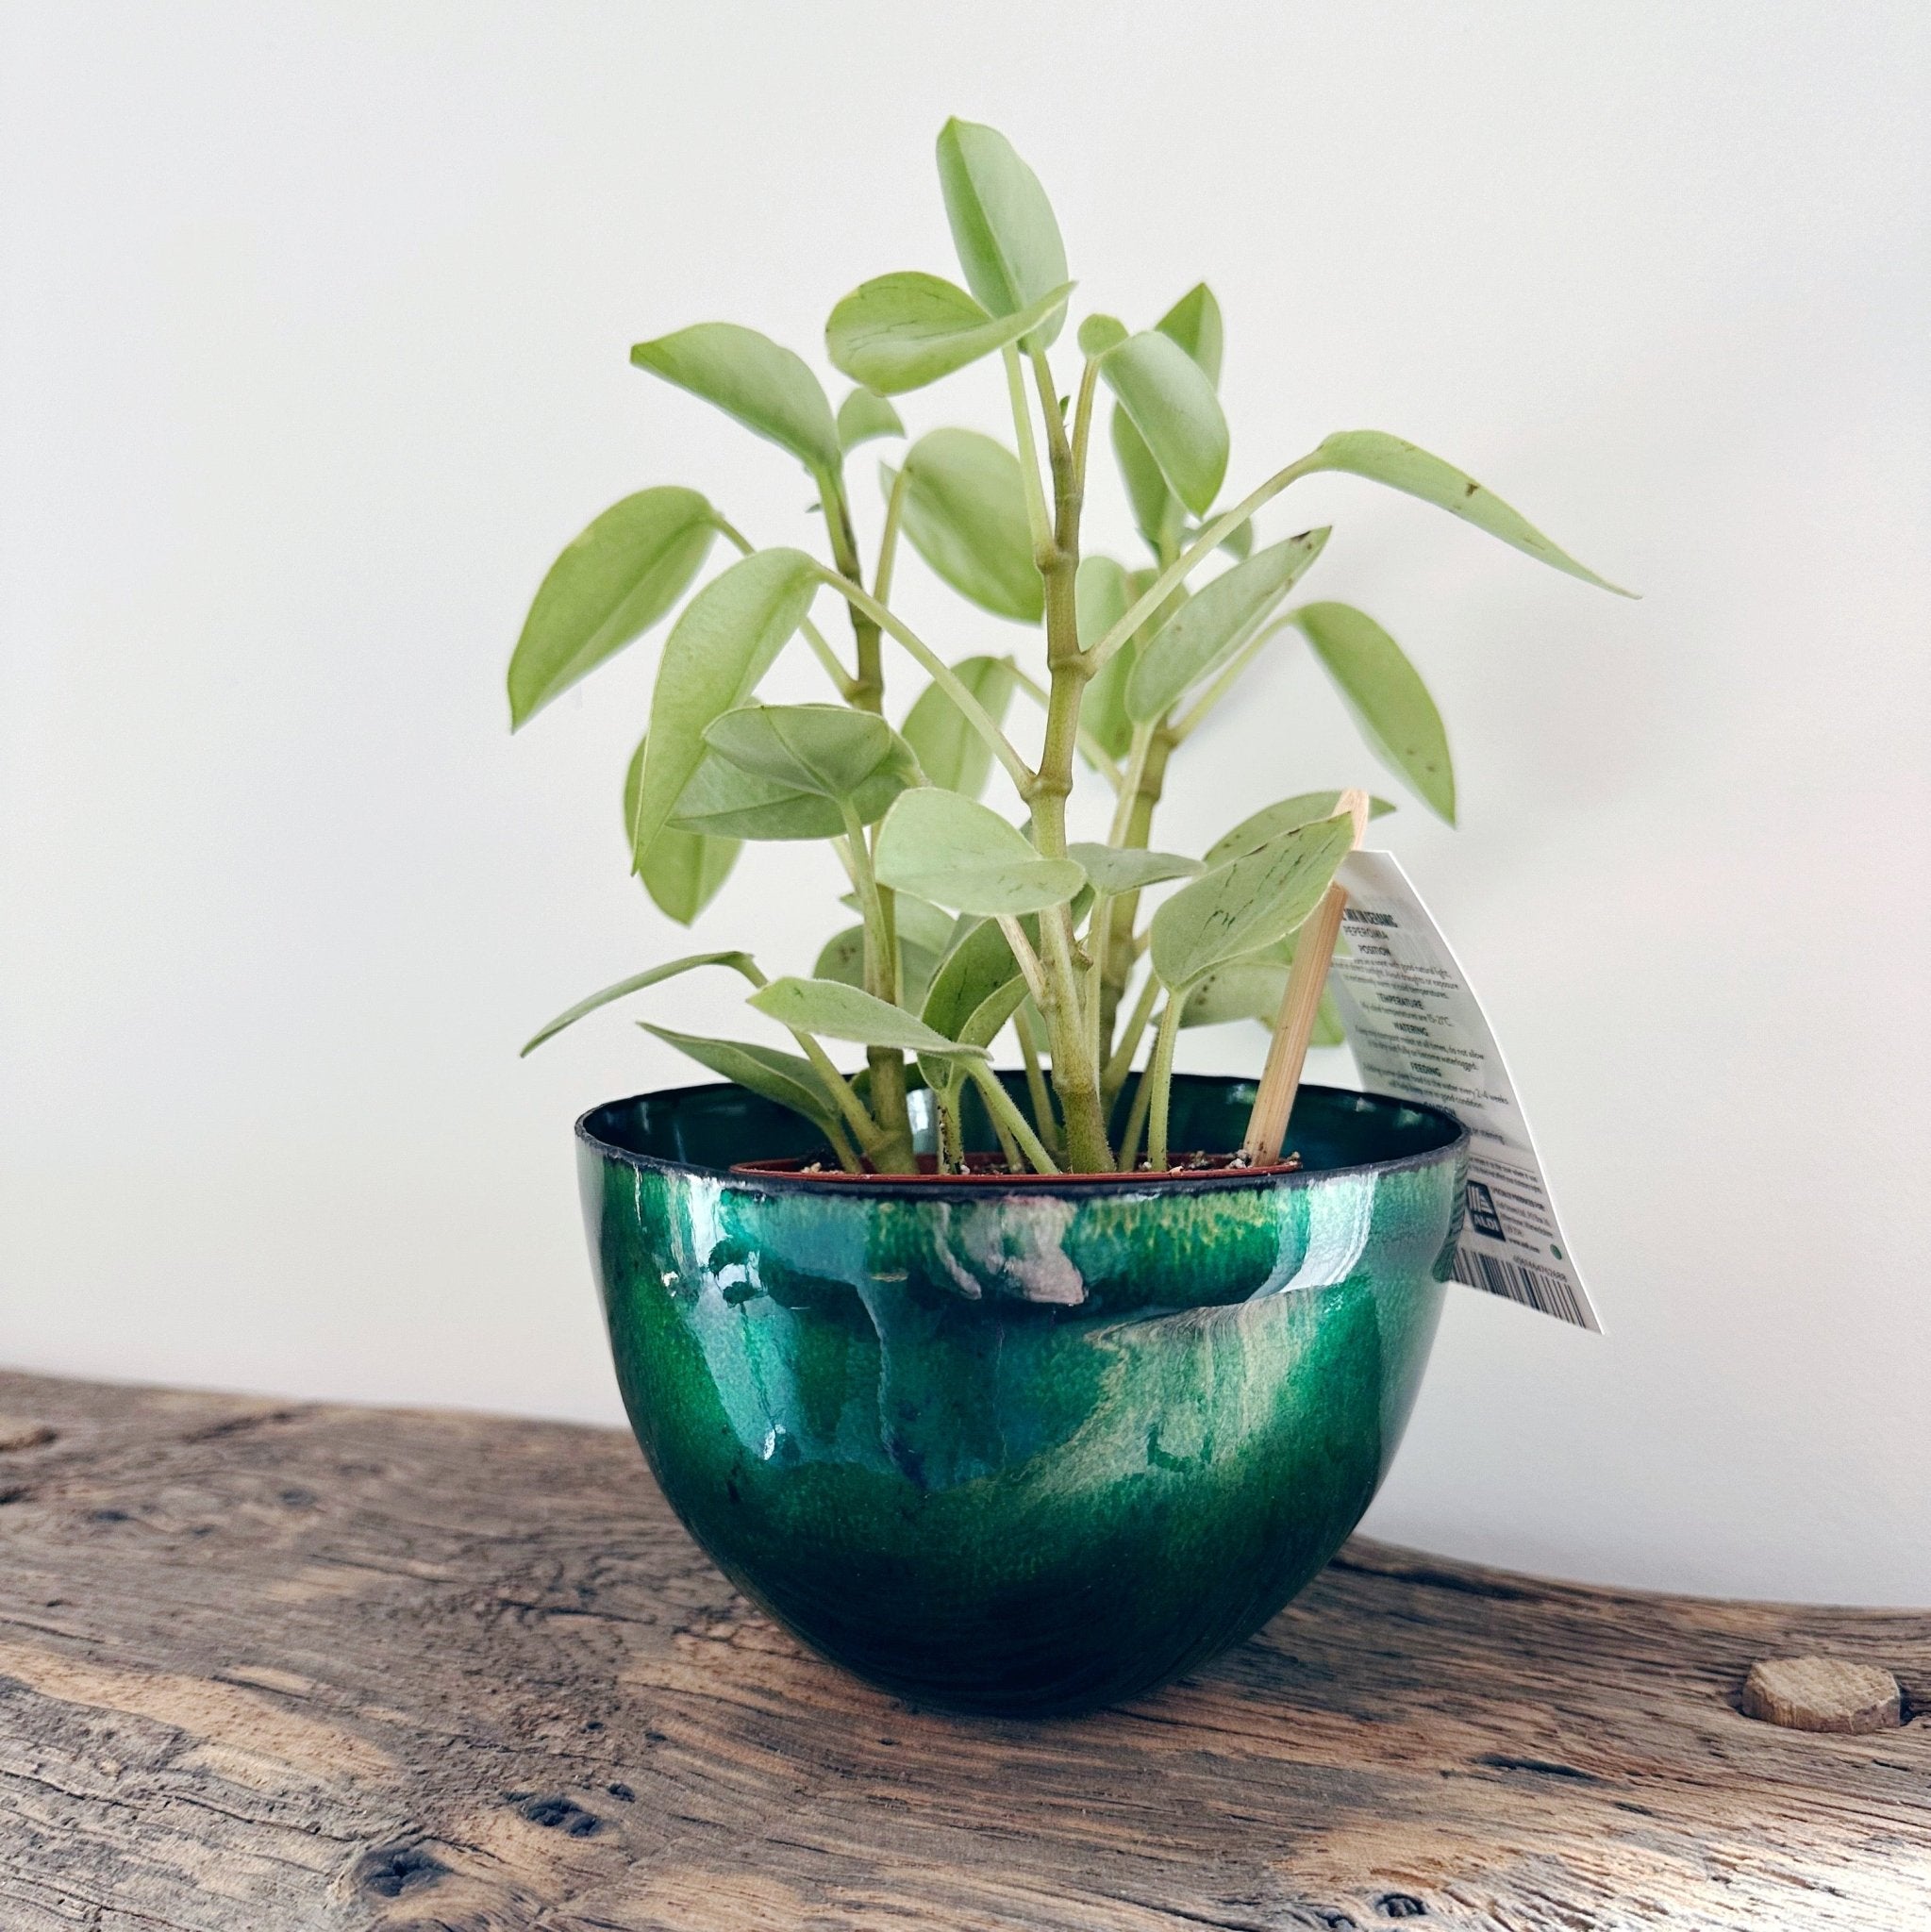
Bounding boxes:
[1241,790,1369,1164]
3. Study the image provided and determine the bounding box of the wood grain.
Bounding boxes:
[0,1368,1923,1931]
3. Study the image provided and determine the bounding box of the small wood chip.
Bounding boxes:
[1741,1656,1902,1733]
[0,1419,57,1453]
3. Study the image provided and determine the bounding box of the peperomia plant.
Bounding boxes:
[511,118,1624,1176]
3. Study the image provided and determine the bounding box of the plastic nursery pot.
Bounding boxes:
[576,1073,1468,1718]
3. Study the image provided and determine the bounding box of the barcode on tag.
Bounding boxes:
[1449,1246,1590,1326]
[1328,850,1604,1333]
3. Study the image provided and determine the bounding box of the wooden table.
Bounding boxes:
[0,1370,1923,1930]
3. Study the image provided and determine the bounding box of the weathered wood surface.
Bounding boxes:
[0,1371,1924,1931]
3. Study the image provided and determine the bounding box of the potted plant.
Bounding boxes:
[510,119,1623,1714]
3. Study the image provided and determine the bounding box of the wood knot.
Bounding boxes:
[517,1793,601,1837]
[354,1843,449,1899]
[1741,1655,1902,1732]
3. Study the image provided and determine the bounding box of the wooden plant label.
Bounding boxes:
[1326,849,1604,1333]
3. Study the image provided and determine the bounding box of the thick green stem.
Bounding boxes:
[1118,1057,1156,1171]
[1144,996,1183,1172]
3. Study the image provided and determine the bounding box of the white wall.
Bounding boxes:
[4,2,1926,1603]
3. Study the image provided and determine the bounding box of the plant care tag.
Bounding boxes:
[1325,850,1603,1332]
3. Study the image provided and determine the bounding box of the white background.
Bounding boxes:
[4,3,1926,1603]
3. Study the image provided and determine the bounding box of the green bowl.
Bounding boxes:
[578,1074,1466,1715]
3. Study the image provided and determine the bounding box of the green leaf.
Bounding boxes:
[853,891,957,958]
[702,703,919,806]
[672,744,909,841]
[1075,556,1138,760]
[1290,604,1456,824]
[640,1023,842,1137]
[1205,789,1395,868]
[1156,282,1223,386]
[630,548,819,870]
[521,951,755,1057]
[899,655,1016,797]
[1065,843,1203,895]
[748,976,987,1058]
[826,274,1073,395]
[916,917,1027,1093]
[1151,813,1355,991]
[1111,406,1182,558]
[935,118,1069,350]
[1304,431,1632,594]
[919,917,1023,1040]
[1126,530,1330,724]
[508,488,716,729]
[836,388,906,451]
[1179,960,1346,1045]
[874,789,1086,916]
[625,732,738,924]
[1077,313,1128,358]
[630,323,841,477]
[1216,518,1253,561]
[1094,331,1228,517]
[814,924,941,1010]
[887,429,1043,622]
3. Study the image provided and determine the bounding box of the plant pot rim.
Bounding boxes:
[577,1074,1468,1202]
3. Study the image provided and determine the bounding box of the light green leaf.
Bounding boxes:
[814,924,941,1010]
[874,788,1086,916]
[630,323,841,476]
[702,703,920,805]
[887,429,1043,622]
[1126,530,1330,724]
[748,976,987,1058]
[641,1023,842,1137]
[935,118,1069,350]
[836,388,905,451]
[1180,960,1346,1045]
[1094,330,1228,517]
[827,274,1073,394]
[1156,282,1223,386]
[630,548,819,869]
[900,655,1016,797]
[625,732,738,924]
[1305,431,1632,594]
[1290,604,1456,824]
[522,951,755,1057]
[1151,813,1355,991]
[1075,556,1139,760]
[1077,313,1127,358]
[1205,789,1395,868]
[672,740,909,841]
[1216,518,1253,560]
[915,917,1027,1093]
[1111,406,1182,558]
[508,488,716,729]
[849,891,957,958]
[1066,843,1203,896]
[920,917,1023,1040]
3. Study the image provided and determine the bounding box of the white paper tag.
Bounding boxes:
[1325,850,1603,1332]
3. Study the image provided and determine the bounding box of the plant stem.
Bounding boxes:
[1169,615,1293,741]
[1004,347,1055,564]
[711,511,856,698]
[1118,1058,1155,1171]
[819,472,885,710]
[1005,660,1124,788]
[1097,722,1175,1051]
[814,570,1034,794]
[934,1079,963,1174]
[1103,967,1163,1102]
[1012,1004,1060,1156]
[841,806,916,1174]
[967,1063,1060,1174]
[874,463,910,604]
[1144,996,1184,1172]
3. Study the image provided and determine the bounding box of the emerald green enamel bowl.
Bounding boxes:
[578,1074,1466,1716]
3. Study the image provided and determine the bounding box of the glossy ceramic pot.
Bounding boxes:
[578,1074,1466,1715]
